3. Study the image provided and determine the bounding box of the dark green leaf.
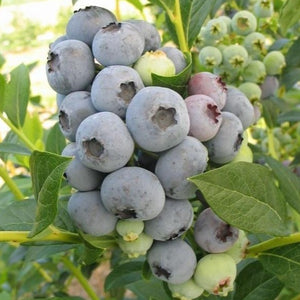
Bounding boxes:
[29,151,71,237]
[142,259,152,280]
[268,38,290,52]
[261,99,279,128]
[0,198,36,230]
[127,278,173,300]
[0,74,6,112]
[281,67,300,90]
[45,122,66,154]
[180,0,217,48]
[79,231,117,249]
[189,162,289,236]
[78,246,104,265]
[22,112,43,146]
[279,0,300,35]
[0,142,31,156]
[264,156,300,213]
[54,197,76,232]
[277,108,300,123]
[233,261,283,300]
[3,64,30,128]
[285,37,300,67]
[259,243,300,293]
[148,0,175,10]
[105,261,143,291]
[152,52,192,95]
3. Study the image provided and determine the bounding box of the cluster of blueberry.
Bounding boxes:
[45,5,253,299]
[197,0,285,105]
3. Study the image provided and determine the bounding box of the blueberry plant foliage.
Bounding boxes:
[0,0,300,299]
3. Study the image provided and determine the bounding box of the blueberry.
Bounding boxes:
[126,86,190,152]
[155,136,208,199]
[217,15,232,33]
[243,31,266,59]
[213,65,239,83]
[133,50,176,86]
[260,75,279,99]
[222,86,255,129]
[198,46,223,68]
[66,6,117,46]
[238,82,262,102]
[204,111,244,164]
[62,143,104,191]
[144,198,194,241]
[263,51,286,75]
[193,253,237,296]
[185,94,223,141]
[253,0,273,18]
[91,65,144,118]
[76,111,135,173]
[231,10,257,35]
[168,279,204,300]
[67,190,117,236]
[225,229,249,263]
[147,239,197,284]
[118,233,153,258]
[194,207,239,253]
[49,35,68,51]
[159,46,187,74]
[100,166,165,220]
[243,60,266,84]
[58,91,97,142]
[125,19,161,53]
[188,72,227,109]
[202,18,228,42]
[46,39,95,95]
[56,93,66,108]
[222,44,249,70]
[92,22,144,66]
[116,219,144,241]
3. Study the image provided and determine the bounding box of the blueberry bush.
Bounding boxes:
[0,0,300,299]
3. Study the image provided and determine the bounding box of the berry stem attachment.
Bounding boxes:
[0,165,25,200]
[61,256,99,300]
[246,232,300,258]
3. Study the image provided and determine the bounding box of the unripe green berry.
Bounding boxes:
[231,141,253,163]
[231,10,257,35]
[202,18,228,42]
[225,230,249,263]
[243,32,266,58]
[199,46,222,68]
[213,65,239,83]
[118,233,153,258]
[134,50,176,86]
[238,82,262,102]
[194,253,237,297]
[168,279,204,300]
[217,16,232,33]
[263,51,286,75]
[243,60,266,83]
[253,0,274,18]
[223,45,249,70]
[116,219,144,241]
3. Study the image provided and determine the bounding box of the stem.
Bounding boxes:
[0,165,25,200]
[0,230,81,244]
[0,114,36,152]
[61,256,99,300]
[173,0,189,52]
[33,262,52,282]
[246,232,300,258]
[115,0,121,20]
[266,126,278,159]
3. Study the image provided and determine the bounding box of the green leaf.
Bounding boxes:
[233,261,283,300]
[0,142,31,156]
[281,67,300,90]
[104,261,144,291]
[261,99,279,128]
[0,53,5,69]
[54,197,76,232]
[78,246,104,265]
[45,122,66,154]
[152,52,192,95]
[22,111,43,146]
[148,0,175,10]
[286,37,300,67]
[0,198,36,230]
[263,156,300,213]
[3,64,30,128]
[259,243,300,293]
[79,231,117,249]
[180,0,217,48]
[127,278,173,300]
[279,0,300,35]
[0,291,11,300]
[29,151,71,237]
[277,108,300,123]
[189,162,289,236]
[0,74,6,112]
